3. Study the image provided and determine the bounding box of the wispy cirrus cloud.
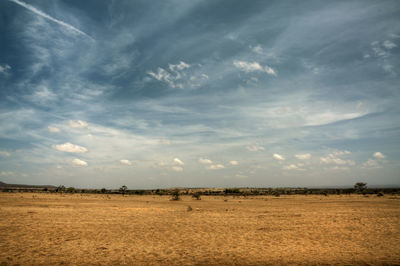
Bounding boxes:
[9,0,93,39]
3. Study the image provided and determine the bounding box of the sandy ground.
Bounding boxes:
[0,193,399,265]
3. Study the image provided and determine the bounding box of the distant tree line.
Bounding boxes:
[1,182,399,196]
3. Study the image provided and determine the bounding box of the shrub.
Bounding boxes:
[377,192,384,197]
[187,205,193,211]
[192,193,201,200]
[273,191,280,197]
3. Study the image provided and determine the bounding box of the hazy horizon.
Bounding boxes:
[1,0,400,189]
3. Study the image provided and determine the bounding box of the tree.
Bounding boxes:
[354,182,367,193]
[171,189,180,201]
[119,185,127,195]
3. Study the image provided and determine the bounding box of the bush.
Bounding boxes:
[192,193,201,200]
[273,191,280,197]
[187,205,192,211]
[377,192,384,197]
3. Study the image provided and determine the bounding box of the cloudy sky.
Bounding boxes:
[0,0,399,189]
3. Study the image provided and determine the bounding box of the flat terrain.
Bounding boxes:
[0,193,399,265]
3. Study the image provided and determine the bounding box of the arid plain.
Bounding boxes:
[0,193,399,265]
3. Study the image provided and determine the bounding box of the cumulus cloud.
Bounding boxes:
[52,142,88,153]
[383,40,397,50]
[171,166,183,172]
[120,159,132,166]
[206,164,225,170]
[0,64,11,74]
[373,152,385,159]
[295,153,311,160]
[233,60,277,76]
[173,158,184,166]
[332,150,351,156]
[69,120,88,128]
[273,153,285,161]
[0,151,11,157]
[72,158,88,166]
[282,164,305,171]
[229,161,239,165]
[169,61,190,71]
[246,145,264,152]
[0,171,15,176]
[48,126,60,133]
[362,159,381,169]
[320,151,355,166]
[199,158,212,164]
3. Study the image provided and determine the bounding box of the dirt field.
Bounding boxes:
[0,193,399,265]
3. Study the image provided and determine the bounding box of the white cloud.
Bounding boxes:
[159,139,171,145]
[373,152,385,159]
[305,112,364,126]
[324,166,349,171]
[383,40,397,50]
[0,64,11,74]
[72,158,88,166]
[199,158,212,164]
[169,61,190,71]
[147,61,191,88]
[320,151,355,166]
[333,150,351,156]
[362,159,381,169]
[233,60,277,76]
[295,153,311,160]
[9,0,92,39]
[173,158,184,166]
[29,86,57,104]
[69,120,88,128]
[246,145,264,152]
[171,166,183,172]
[52,142,88,153]
[0,171,15,176]
[273,153,285,161]
[282,164,305,171]
[229,161,239,165]
[206,164,225,170]
[120,159,132,166]
[251,45,263,54]
[48,126,60,133]
[0,151,11,157]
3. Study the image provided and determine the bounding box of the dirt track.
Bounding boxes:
[0,193,399,265]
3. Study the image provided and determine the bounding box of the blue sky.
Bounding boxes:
[0,0,399,188]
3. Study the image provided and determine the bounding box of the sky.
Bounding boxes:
[0,0,399,189]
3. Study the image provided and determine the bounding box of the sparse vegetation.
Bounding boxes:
[1,192,399,265]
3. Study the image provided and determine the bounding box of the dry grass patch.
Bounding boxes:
[0,193,399,265]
